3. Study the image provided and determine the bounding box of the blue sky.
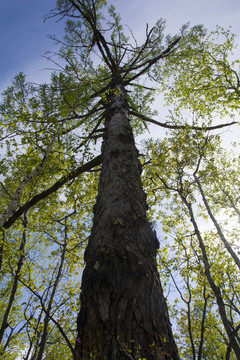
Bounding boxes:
[1,0,240,92]
[0,0,63,90]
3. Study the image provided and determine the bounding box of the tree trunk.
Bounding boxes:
[180,193,240,359]
[36,217,68,360]
[194,175,240,271]
[0,215,27,345]
[76,84,179,360]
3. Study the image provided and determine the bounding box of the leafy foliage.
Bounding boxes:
[142,128,240,359]
[1,0,240,359]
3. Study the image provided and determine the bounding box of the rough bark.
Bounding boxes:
[76,84,179,360]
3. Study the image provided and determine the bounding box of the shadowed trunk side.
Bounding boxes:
[76,84,180,360]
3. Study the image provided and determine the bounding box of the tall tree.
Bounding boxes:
[1,0,239,358]
[143,129,240,359]
[49,0,183,358]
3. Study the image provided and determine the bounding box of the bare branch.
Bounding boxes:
[129,110,237,131]
[123,37,181,85]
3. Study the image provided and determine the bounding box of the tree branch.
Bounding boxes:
[0,126,62,229]
[1,155,102,230]
[17,277,76,359]
[129,110,237,131]
[123,37,181,85]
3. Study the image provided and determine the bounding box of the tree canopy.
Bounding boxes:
[0,0,240,359]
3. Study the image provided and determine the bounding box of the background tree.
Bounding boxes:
[143,127,240,359]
